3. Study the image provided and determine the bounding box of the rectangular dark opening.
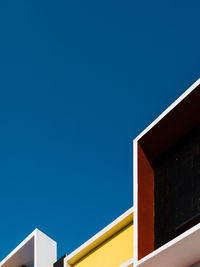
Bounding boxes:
[154,122,200,250]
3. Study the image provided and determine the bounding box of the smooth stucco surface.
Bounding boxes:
[72,223,133,267]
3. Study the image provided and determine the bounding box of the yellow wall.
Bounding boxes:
[72,223,133,267]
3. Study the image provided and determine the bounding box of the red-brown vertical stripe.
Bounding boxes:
[138,144,154,259]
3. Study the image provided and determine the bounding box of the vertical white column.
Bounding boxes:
[133,139,138,264]
[34,229,57,267]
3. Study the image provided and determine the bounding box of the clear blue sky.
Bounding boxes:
[0,0,200,260]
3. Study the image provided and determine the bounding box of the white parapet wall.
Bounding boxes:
[0,228,57,267]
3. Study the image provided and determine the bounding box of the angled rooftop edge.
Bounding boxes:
[1,229,57,267]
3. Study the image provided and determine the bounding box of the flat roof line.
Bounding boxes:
[65,207,133,265]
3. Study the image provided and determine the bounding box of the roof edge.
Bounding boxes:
[134,78,200,143]
[65,207,134,265]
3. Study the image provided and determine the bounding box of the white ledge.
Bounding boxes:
[137,223,200,267]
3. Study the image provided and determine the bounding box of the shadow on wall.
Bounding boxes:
[190,262,200,267]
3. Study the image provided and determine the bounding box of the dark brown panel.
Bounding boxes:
[54,255,66,267]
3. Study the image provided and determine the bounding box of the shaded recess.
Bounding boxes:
[154,123,200,249]
[54,255,66,267]
[137,83,200,259]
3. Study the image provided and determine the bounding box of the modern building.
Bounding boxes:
[134,78,200,267]
[0,209,133,267]
[0,229,57,267]
[63,207,133,267]
[2,78,200,267]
